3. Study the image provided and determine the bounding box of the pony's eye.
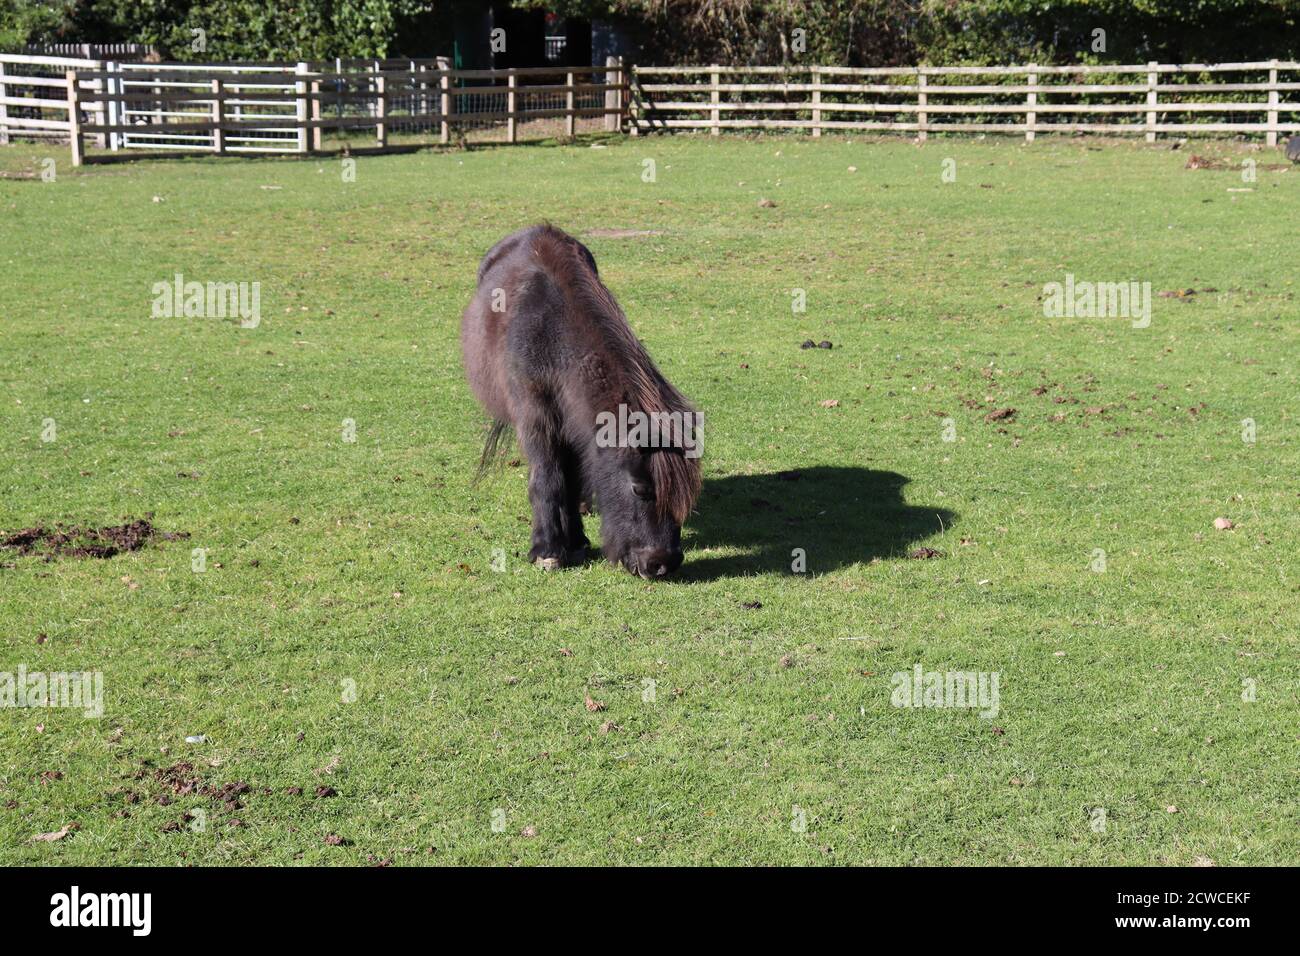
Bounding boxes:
[632,480,654,500]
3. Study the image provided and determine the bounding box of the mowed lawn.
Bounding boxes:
[0,132,1295,866]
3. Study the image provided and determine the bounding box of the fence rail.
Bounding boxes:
[4,54,1298,160]
[26,42,155,60]
[631,61,1300,145]
[0,53,627,162]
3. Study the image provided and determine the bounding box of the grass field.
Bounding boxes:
[0,132,1296,866]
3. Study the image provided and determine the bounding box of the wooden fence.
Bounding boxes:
[0,52,104,144]
[6,54,1300,160]
[630,61,1300,145]
[27,42,156,59]
[0,53,627,162]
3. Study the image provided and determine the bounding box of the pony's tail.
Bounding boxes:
[474,419,513,481]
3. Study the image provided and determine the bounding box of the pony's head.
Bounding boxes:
[590,441,700,579]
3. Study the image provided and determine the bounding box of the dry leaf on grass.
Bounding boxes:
[31,823,77,842]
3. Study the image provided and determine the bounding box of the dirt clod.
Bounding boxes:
[1,516,188,560]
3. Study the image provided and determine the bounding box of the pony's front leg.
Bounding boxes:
[519,430,584,570]
[561,448,590,562]
[525,455,569,569]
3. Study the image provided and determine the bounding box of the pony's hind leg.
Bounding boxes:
[517,409,584,569]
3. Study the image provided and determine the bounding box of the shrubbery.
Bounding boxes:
[5,0,1298,64]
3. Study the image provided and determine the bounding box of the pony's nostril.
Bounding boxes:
[630,549,681,579]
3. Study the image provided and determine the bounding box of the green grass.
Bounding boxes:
[0,132,1296,866]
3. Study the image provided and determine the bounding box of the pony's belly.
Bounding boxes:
[461,297,513,423]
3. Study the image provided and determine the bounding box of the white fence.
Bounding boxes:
[630,61,1300,145]
[0,52,102,144]
[5,53,1299,159]
[1,53,628,161]
[26,43,155,59]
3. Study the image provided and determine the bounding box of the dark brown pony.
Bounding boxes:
[462,225,702,578]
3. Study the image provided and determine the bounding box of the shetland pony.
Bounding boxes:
[462,225,701,578]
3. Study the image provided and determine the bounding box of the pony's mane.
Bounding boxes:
[532,226,702,523]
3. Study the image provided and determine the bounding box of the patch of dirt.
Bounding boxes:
[1,516,188,560]
[908,547,944,560]
[585,229,664,239]
[1184,154,1231,170]
[134,760,264,832]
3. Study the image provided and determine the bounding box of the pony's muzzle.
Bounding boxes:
[629,547,683,580]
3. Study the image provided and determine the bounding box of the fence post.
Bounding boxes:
[310,77,322,151]
[1145,61,1158,143]
[811,65,822,138]
[295,62,309,153]
[565,70,575,137]
[65,70,83,166]
[438,55,451,144]
[87,63,105,148]
[417,63,426,131]
[628,64,639,136]
[211,77,225,155]
[507,71,517,143]
[105,61,120,151]
[710,64,720,135]
[0,60,8,146]
[1025,64,1037,142]
[375,74,387,148]
[605,55,621,133]
[916,67,928,142]
[1266,59,1279,147]
[335,56,343,127]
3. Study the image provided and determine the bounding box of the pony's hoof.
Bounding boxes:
[534,556,563,571]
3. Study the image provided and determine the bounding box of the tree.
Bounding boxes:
[58,0,440,61]
[0,0,76,50]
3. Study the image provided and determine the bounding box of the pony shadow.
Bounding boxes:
[678,466,955,580]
